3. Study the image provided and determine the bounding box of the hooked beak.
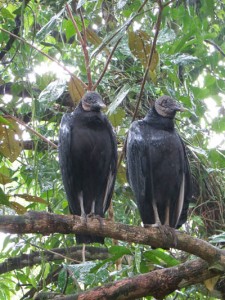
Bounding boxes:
[173,102,186,112]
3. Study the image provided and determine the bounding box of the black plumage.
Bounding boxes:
[59,91,117,244]
[126,95,192,228]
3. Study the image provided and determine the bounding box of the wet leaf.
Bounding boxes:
[36,9,64,41]
[68,77,86,104]
[107,84,130,115]
[170,53,199,65]
[0,118,23,162]
[157,28,176,44]
[38,79,67,103]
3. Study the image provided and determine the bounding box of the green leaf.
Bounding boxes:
[157,28,176,44]
[117,0,128,9]
[208,149,225,168]
[144,249,180,267]
[108,108,126,127]
[38,79,67,103]
[108,245,132,256]
[211,116,225,132]
[0,187,10,206]
[134,245,141,273]
[0,116,11,126]
[107,84,130,115]
[77,0,86,9]
[36,8,65,41]
[170,54,199,65]
[1,8,15,19]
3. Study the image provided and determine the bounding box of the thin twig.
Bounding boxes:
[5,114,58,149]
[92,37,123,90]
[66,3,93,90]
[93,0,149,90]
[204,39,225,57]
[0,27,87,88]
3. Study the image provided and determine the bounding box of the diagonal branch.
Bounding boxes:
[33,259,220,300]
[66,3,93,90]
[117,0,165,169]
[2,114,58,149]
[0,27,87,88]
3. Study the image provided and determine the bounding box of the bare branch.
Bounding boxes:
[117,0,164,169]
[0,27,87,88]
[3,114,58,149]
[0,245,109,275]
[92,37,122,90]
[66,4,93,89]
[204,39,225,57]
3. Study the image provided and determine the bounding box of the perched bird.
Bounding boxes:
[126,95,192,229]
[59,91,117,244]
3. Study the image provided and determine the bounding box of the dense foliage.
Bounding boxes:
[0,0,225,299]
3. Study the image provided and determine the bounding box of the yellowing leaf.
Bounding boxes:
[128,29,159,78]
[14,194,47,204]
[68,77,86,104]
[86,28,110,56]
[204,276,220,292]
[149,70,157,84]
[0,173,12,185]
[10,201,27,214]
[0,118,23,162]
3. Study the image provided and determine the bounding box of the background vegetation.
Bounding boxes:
[0,0,225,299]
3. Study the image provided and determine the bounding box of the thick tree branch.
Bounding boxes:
[34,259,220,300]
[0,211,225,268]
[0,246,109,275]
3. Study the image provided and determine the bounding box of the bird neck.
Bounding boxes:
[144,107,175,130]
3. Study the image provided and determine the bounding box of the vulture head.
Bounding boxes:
[81,91,106,112]
[154,96,185,118]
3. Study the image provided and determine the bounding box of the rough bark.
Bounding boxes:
[34,258,220,300]
[0,246,109,275]
[0,211,225,268]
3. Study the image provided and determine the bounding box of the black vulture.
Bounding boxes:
[59,91,117,244]
[126,95,192,228]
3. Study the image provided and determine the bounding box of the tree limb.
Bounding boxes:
[34,258,220,300]
[0,211,225,268]
[0,245,109,275]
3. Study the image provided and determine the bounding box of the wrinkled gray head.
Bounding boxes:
[154,95,185,118]
[81,91,106,112]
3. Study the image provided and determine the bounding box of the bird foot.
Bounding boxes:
[144,222,161,228]
[80,213,87,225]
[87,212,95,218]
